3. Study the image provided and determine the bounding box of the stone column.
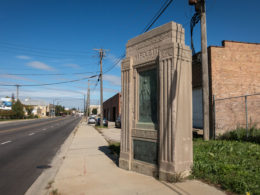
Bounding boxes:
[119,57,133,170]
[158,43,193,180]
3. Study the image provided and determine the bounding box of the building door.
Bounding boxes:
[113,107,116,121]
[192,87,203,128]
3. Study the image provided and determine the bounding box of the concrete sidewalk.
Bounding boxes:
[47,121,224,195]
[98,122,121,143]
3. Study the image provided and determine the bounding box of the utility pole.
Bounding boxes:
[16,84,20,101]
[53,99,55,117]
[94,48,107,127]
[189,0,210,140]
[84,94,86,116]
[86,80,90,117]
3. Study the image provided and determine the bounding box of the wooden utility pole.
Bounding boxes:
[189,0,210,140]
[16,84,20,101]
[200,0,210,140]
[84,94,86,116]
[86,80,90,117]
[94,49,106,127]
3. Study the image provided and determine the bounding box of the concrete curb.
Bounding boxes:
[25,117,84,195]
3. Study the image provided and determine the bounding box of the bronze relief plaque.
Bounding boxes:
[133,139,158,164]
[138,68,157,124]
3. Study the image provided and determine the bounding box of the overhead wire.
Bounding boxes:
[0,75,98,87]
[1,71,100,76]
[190,12,201,55]
[0,48,89,59]
[0,41,91,55]
[1,0,174,87]
[103,0,174,74]
[143,0,173,33]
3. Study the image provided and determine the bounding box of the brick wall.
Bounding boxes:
[210,41,260,134]
[103,93,121,121]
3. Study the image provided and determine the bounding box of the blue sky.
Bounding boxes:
[0,0,259,110]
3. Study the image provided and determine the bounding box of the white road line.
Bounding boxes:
[42,128,46,131]
[28,133,35,136]
[1,141,12,145]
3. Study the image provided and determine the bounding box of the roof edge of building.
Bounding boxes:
[103,92,121,104]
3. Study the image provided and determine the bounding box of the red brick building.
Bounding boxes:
[103,93,121,121]
[192,41,260,136]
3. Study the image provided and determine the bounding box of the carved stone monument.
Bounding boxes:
[119,21,193,181]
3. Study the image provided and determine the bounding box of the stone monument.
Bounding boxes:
[119,21,193,181]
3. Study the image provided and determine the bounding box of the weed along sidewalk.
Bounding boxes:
[47,121,224,195]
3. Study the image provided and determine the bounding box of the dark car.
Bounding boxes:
[95,118,108,127]
[115,116,121,128]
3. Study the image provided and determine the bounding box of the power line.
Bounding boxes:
[0,41,91,55]
[143,0,174,33]
[0,75,98,87]
[1,71,100,76]
[103,0,174,74]
[103,53,125,74]
[190,12,201,55]
[0,1,175,86]
[0,48,89,59]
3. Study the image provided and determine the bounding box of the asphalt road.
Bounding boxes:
[0,116,82,195]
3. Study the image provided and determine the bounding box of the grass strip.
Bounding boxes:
[192,139,260,194]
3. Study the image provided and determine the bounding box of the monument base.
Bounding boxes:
[159,169,191,182]
[131,160,158,177]
[119,158,130,170]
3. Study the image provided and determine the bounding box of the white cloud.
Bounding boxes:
[16,55,31,60]
[0,74,35,82]
[103,88,120,93]
[103,74,121,86]
[27,61,55,71]
[64,63,81,69]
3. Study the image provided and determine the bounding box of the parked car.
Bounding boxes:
[95,118,108,127]
[90,114,97,118]
[115,116,121,128]
[88,117,96,124]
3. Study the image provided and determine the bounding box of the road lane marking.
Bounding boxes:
[42,128,46,131]
[1,141,12,145]
[0,117,67,134]
[29,133,35,136]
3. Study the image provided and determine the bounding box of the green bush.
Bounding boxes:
[0,110,15,119]
[12,100,24,119]
[192,139,260,194]
[218,127,260,144]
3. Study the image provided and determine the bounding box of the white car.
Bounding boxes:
[88,117,96,124]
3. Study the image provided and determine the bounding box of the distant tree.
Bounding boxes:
[55,105,65,116]
[92,108,97,115]
[25,105,34,116]
[12,100,24,119]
